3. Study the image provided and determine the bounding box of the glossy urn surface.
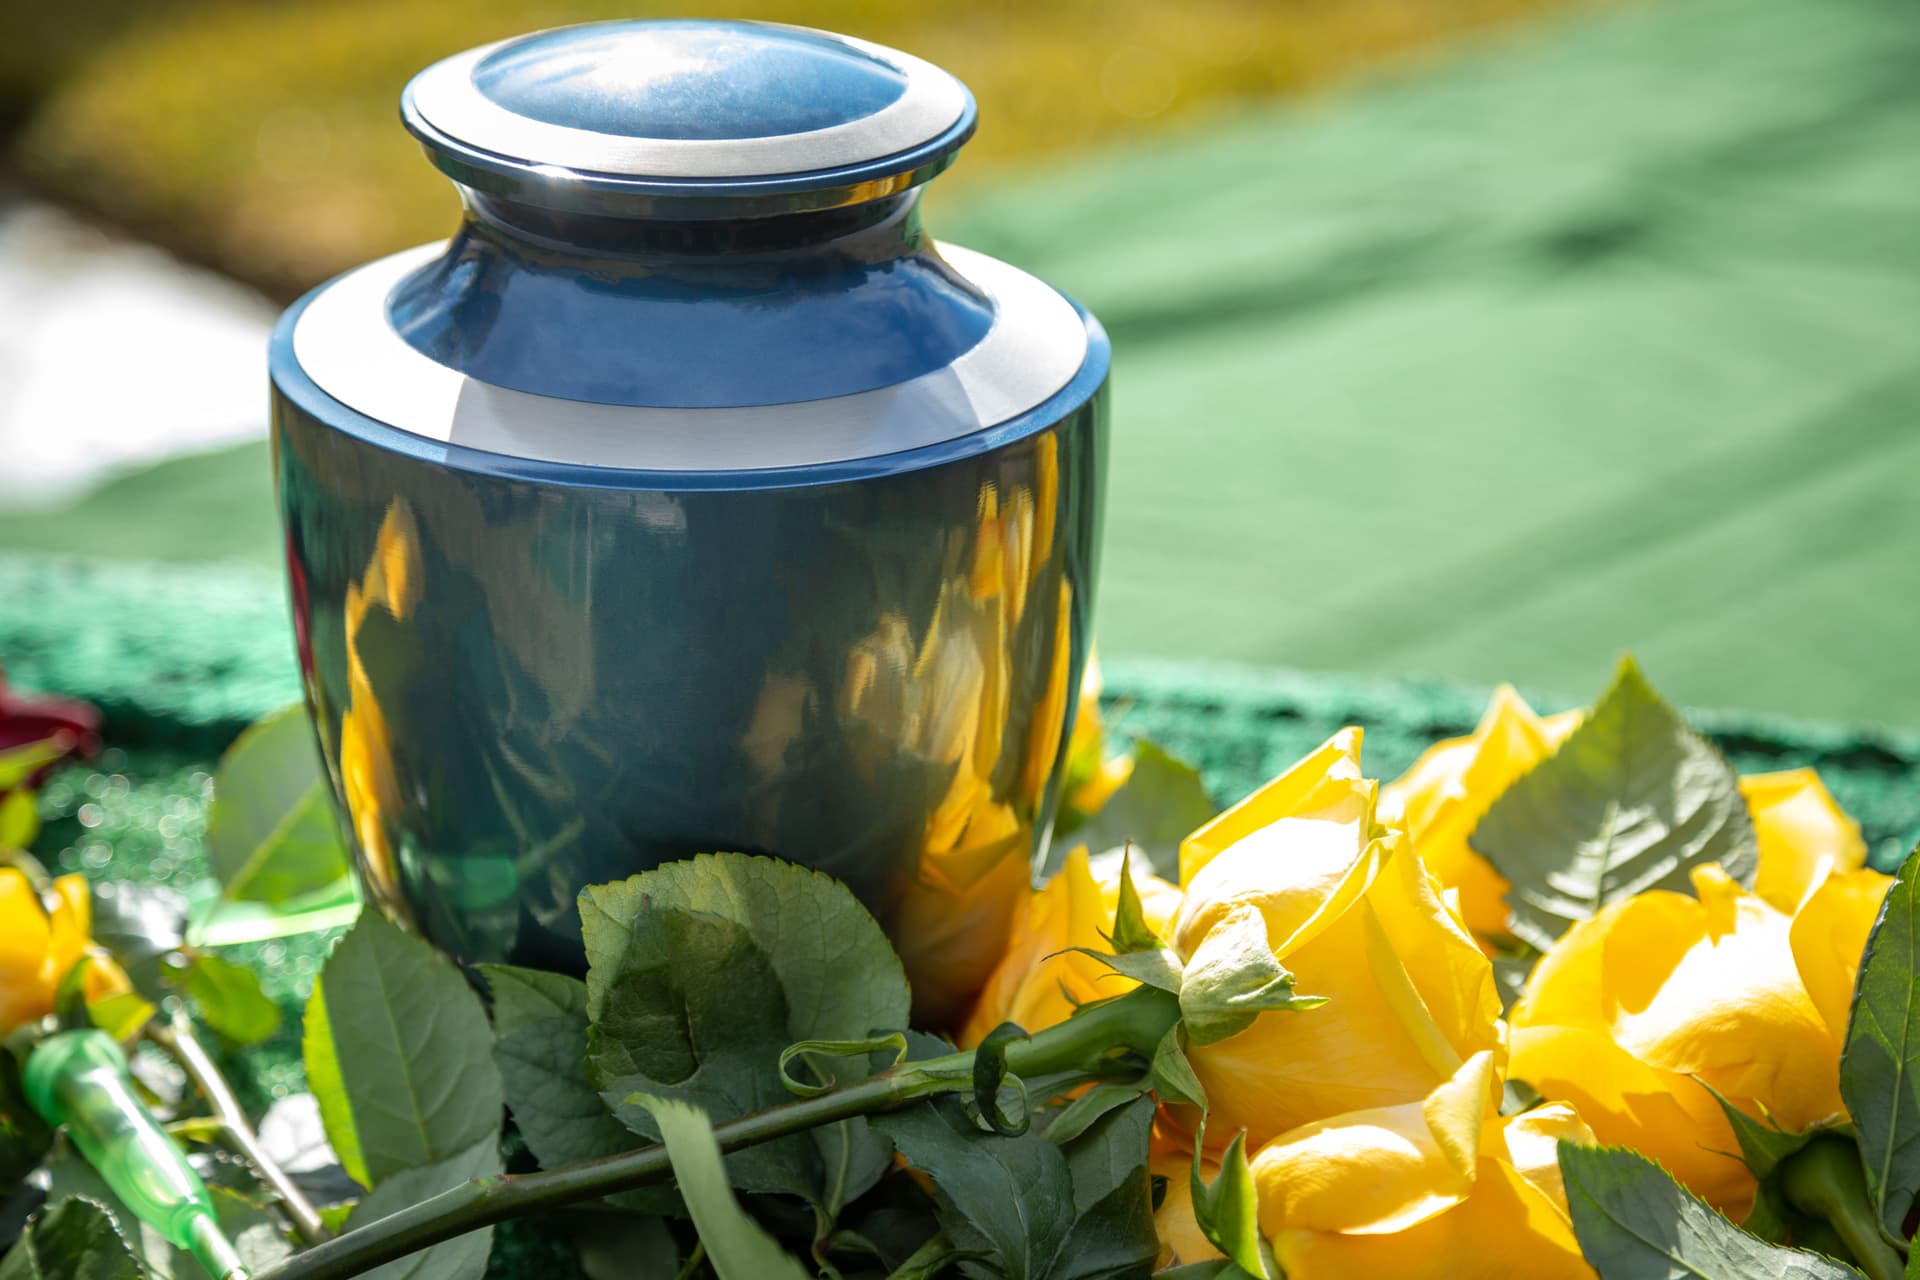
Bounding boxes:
[269,20,1109,1017]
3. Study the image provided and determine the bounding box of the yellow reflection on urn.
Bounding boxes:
[338,501,422,918]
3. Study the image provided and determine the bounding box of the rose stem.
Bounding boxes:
[253,985,1181,1280]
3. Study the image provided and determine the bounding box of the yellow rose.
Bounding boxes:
[0,870,129,1035]
[1171,729,1503,1149]
[1380,686,1580,941]
[959,846,1180,1047]
[1743,768,1867,912]
[1257,1088,1597,1279]
[1510,863,1890,1214]
[1154,1049,1597,1278]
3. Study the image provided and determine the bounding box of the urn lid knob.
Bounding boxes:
[402,19,976,213]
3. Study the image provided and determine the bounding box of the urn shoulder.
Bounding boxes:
[275,18,1106,483]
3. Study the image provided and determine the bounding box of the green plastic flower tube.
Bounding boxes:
[24,1028,249,1280]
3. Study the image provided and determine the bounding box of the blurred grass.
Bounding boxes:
[5,0,1601,297]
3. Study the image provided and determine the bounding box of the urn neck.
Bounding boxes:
[386,190,997,410]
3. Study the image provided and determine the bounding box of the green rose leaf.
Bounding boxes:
[1053,1094,1160,1280]
[0,1198,144,1280]
[623,1095,812,1280]
[0,1051,55,1186]
[581,853,910,1041]
[1065,740,1214,882]
[343,1137,501,1280]
[303,912,502,1190]
[180,953,280,1046]
[1189,1125,1276,1280]
[581,855,908,1214]
[14,1167,283,1280]
[1559,1142,1863,1279]
[204,704,351,904]
[479,964,672,1214]
[1840,842,1920,1236]
[1471,657,1757,952]
[588,905,822,1202]
[873,1096,1076,1280]
[1178,905,1325,1047]
[1043,1083,1150,1146]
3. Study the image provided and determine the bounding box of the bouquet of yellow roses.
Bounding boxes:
[966,658,1904,1279]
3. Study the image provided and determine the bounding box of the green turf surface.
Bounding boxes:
[4,0,1919,726]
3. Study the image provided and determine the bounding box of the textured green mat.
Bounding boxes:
[6,548,1920,1271]
[7,0,1920,727]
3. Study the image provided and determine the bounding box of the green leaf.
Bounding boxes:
[1702,1084,1825,1181]
[873,1097,1076,1280]
[581,855,908,1213]
[0,737,73,792]
[1840,841,1920,1237]
[624,1094,813,1280]
[588,905,819,1200]
[1043,1084,1149,1146]
[180,953,280,1046]
[1189,1126,1276,1280]
[0,1051,54,1185]
[83,994,155,1045]
[1065,741,1215,882]
[1472,657,1757,952]
[1149,1029,1207,1111]
[30,1159,281,1280]
[1053,1094,1160,1280]
[344,1138,500,1280]
[1107,849,1162,954]
[0,1198,144,1280]
[1177,905,1324,1047]
[303,912,502,1190]
[203,704,351,905]
[1559,1142,1864,1279]
[477,965,661,1208]
[1,789,39,850]
[580,853,910,1046]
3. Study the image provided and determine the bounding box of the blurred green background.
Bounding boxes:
[5,0,1920,729]
[2,0,1585,296]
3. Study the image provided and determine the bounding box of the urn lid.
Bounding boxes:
[403,19,976,212]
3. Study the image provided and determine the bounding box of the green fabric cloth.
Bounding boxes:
[6,0,1920,725]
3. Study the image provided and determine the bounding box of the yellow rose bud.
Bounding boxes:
[1172,729,1503,1149]
[1742,768,1867,913]
[959,845,1180,1046]
[0,870,130,1036]
[1380,686,1580,941]
[1510,863,1889,1214]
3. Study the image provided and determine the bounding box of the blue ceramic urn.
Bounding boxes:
[269,19,1109,1020]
